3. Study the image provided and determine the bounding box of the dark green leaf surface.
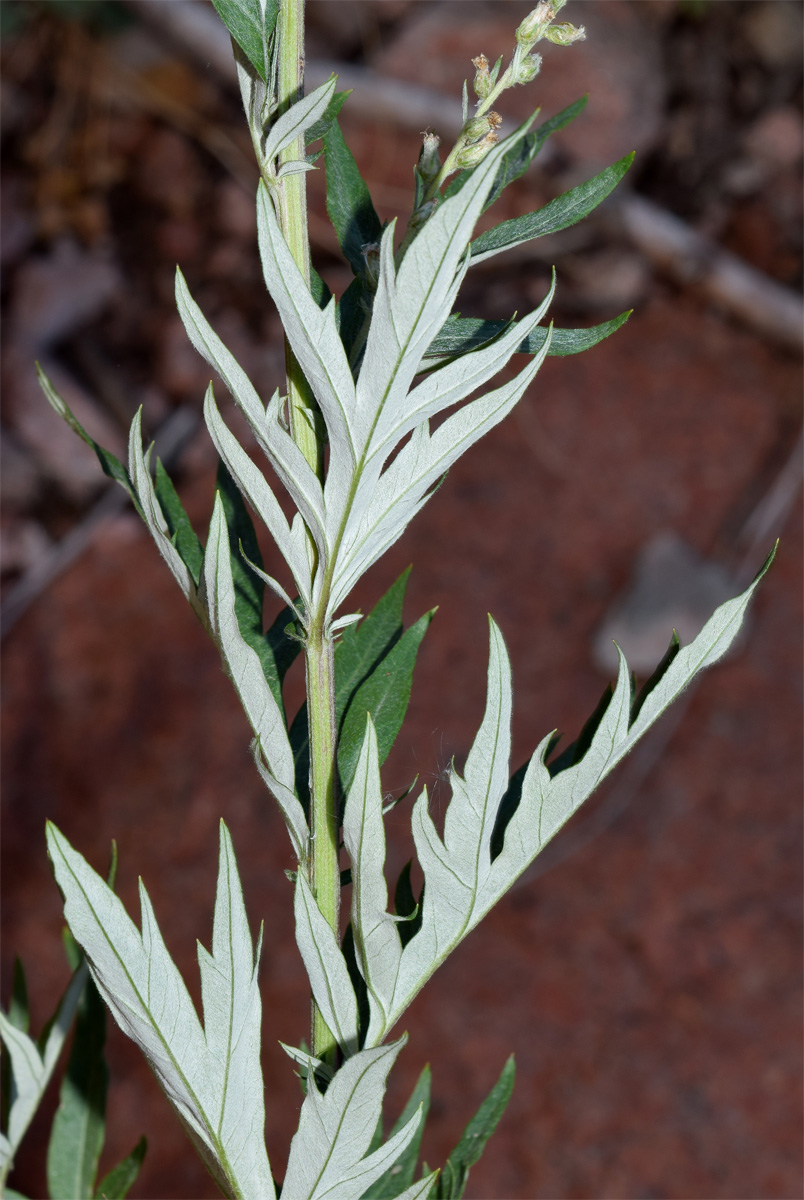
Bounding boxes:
[306,89,351,144]
[445,97,588,209]
[470,153,635,262]
[425,310,631,360]
[154,460,204,586]
[46,976,107,1200]
[323,119,383,276]
[394,862,424,949]
[362,1064,432,1199]
[210,0,277,81]
[93,1136,147,1200]
[435,1056,515,1199]
[338,609,434,796]
[7,957,29,1032]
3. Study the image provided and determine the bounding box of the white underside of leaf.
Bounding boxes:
[46,822,275,1200]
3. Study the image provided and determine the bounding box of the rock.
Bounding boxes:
[593,531,736,675]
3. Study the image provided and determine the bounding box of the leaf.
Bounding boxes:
[0,965,87,1184]
[263,76,338,165]
[434,1057,515,1200]
[470,153,635,264]
[210,0,277,82]
[177,269,328,568]
[36,364,142,517]
[305,89,351,145]
[352,554,773,1048]
[203,385,314,611]
[338,609,434,797]
[445,96,588,207]
[293,871,360,1058]
[424,310,631,362]
[342,718,402,1044]
[361,1065,431,1199]
[490,547,776,891]
[204,494,307,859]
[93,1136,147,1200]
[128,411,207,625]
[46,821,276,1200]
[46,973,108,1200]
[154,460,204,588]
[281,1039,434,1200]
[333,331,553,612]
[322,118,384,276]
[216,457,299,713]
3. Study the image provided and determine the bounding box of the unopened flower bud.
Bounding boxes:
[472,53,493,100]
[455,127,498,169]
[513,52,542,86]
[418,130,441,183]
[463,114,491,141]
[545,21,586,46]
[516,3,555,46]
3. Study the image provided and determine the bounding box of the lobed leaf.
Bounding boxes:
[470,153,635,265]
[345,553,772,1049]
[281,1039,434,1200]
[46,822,275,1200]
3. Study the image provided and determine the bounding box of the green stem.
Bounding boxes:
[275,0,322,480]
[305,623,340,1066]
[274,0,340,1067]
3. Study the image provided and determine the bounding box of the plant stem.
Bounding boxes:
[275,0,340,1066]
[275,0,322,480]
[305,623,340,1065]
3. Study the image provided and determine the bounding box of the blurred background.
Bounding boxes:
[1,1,802,1196]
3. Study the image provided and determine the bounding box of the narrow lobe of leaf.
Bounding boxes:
[154,460,204,587]
[394,862,424,949]
[630,630,681,725]
[548,683,614,777]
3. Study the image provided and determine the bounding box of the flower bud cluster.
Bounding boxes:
[515,2,583,53]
